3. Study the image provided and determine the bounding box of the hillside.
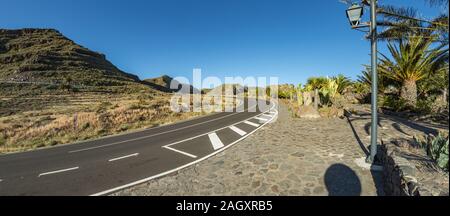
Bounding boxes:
[143,75,200,94]
[0,28,148,94]
[206,84,246,96]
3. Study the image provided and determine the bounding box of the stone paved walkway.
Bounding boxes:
[113,104,385,196]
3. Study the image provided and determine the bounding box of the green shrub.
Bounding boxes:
[81,122,90,130]
[0,136,5,147]
[46,84,58,90]
[278,91,290,99]
[119,124,129,131]
[414,97,435,114]
[48,140,58,146]
[96,102,112,113]
[380,95,409,111]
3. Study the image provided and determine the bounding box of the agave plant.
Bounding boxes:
[416,132,449,171]
[319,78,340,106]
[296,83,304,106]
[378,36,449,107]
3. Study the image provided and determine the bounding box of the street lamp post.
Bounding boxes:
[346,0,378,163]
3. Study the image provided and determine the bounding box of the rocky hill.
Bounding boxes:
[0,28,146,94]
[206,84,247,96]
[143,75,200,94]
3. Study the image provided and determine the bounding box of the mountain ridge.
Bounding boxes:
[0,28,141,90]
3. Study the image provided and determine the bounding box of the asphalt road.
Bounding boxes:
[0,99,278,196]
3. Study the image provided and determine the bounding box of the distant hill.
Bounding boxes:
[0,28,150,94]
[206,84,246,96]
[143,75,200,94]
[205,84,266,97]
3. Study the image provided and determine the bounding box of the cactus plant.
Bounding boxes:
[296,84,304,106]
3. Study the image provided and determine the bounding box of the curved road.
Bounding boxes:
[0,99,278,196]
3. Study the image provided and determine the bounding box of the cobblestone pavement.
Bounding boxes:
[113,104,386,196]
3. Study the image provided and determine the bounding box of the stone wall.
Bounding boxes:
[379,140,449,196]
[379,142,420,196]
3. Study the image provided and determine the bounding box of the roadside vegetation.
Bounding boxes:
[0,90,238,154]
[0,28,241,154]
[273,0,448,173]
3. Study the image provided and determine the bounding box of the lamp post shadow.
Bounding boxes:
[325,164,362,196]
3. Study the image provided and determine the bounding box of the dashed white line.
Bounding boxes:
[208,133,225,150]
[38,167,79,177]
[163,146,198,158]
[91,101,279,196]
[254,117,269,122]
[69,104,258,154]
[229,125,247,136]
[261,114,273,118]
[108,153,139,162]
[244,121,260,127]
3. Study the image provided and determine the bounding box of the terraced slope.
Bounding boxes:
[0,28,147,94]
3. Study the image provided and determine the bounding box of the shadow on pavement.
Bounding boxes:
[325,164,362,196]
[345,116,370,156]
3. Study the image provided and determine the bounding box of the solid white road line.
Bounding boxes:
[244,121,260,127]
[229,125,247,136]
[208,133,225,150]
[108,153,139,162]
[91,102,278,196]
[163,146,198,159]
[69,104,258,154]
[38,167,79,177]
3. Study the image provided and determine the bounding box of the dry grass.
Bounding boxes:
[0,93,237,154]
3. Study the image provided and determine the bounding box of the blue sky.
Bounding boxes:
[0,0,444,86]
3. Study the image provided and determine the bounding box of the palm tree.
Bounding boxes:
[377,1,449,45]
[378,36,449,106]
[305,77,328,91]
[332,74,352,94]
[357,65,400,94]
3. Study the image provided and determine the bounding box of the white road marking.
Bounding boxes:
[38,167,79,177]
[108,153,139,162]
[328,153,345,159]
[208,133,225,150]
[254,117,269,122]
[162,106,270,156]
[91,102,278,196]
[0,179,3,183]
[69,104,258,153]
[163,146,198,159]
[229,126,247,136]
[244,121,260,127]
[261,114,273,118]
[163,106,268,149]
